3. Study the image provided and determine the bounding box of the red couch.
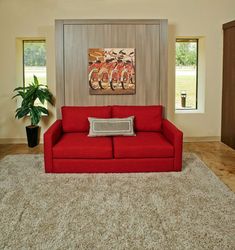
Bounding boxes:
[44,105,183,173]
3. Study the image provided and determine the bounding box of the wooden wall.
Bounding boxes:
[55,19,168,118]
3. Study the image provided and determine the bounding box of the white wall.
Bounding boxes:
[0,0,235,142]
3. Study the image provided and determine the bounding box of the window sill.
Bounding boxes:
[175,109,204,114]
[25,114,49,117]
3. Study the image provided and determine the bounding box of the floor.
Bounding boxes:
[0,142,234,192]
[184,142,235,192]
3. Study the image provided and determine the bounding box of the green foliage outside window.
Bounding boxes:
[24,41,46,66]
[176,41,197,66]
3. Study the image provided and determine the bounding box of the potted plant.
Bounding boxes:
[13,75,54,147]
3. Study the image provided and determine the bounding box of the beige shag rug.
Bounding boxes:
[0,153,234,249]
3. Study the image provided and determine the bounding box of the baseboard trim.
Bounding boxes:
[184,136,221,142]
[0,136,221,144]
[0,138,43,144]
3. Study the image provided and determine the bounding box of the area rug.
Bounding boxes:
[0,153,234,250]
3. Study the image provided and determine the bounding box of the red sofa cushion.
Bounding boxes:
[53,133,113,159]
[62,106,112,132]
[113,132,174,158]
[112,105,162,131]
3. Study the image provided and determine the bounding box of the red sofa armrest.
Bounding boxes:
[44,120,63,173]
[162,119,183,171]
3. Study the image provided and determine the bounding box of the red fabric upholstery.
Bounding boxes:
[53,133,113,159]
[53,158,174,173]
[162,119,183,171]
[44,120,63,173]
[113,132,174,159]
[44,106,183,173]
[62,106,111,132]
[112,105,162,131]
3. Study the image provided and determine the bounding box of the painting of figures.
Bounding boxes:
[88,48,135,95]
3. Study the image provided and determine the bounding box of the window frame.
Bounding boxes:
[175,38,199,110]
[22,39,46,87]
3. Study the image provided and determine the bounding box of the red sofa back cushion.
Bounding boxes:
[62,106,112,132]
[112,105,162,131]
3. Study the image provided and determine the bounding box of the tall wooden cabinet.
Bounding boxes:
[221,20,235,149]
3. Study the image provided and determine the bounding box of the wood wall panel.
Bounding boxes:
[56,19,168,118]
[55,20,65,115]
[159,20,168,116]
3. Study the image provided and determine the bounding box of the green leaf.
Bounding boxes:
[13,86,28,91]
[35,88,53,105]
[22,87,37,106]
[36,106,49,115]
[33,75,39,86]
[36,89,45,104]
[12,91,26,99]
[15,106,30,119]
[30,106,41,125]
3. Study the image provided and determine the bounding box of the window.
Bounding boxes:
[23,40,46,87]
[175,39,198,110]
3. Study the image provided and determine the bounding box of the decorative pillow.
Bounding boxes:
[88,116,135,137]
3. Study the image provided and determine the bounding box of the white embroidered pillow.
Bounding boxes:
[88,116,135,136]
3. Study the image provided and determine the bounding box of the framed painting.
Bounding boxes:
[88,48,135,95]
